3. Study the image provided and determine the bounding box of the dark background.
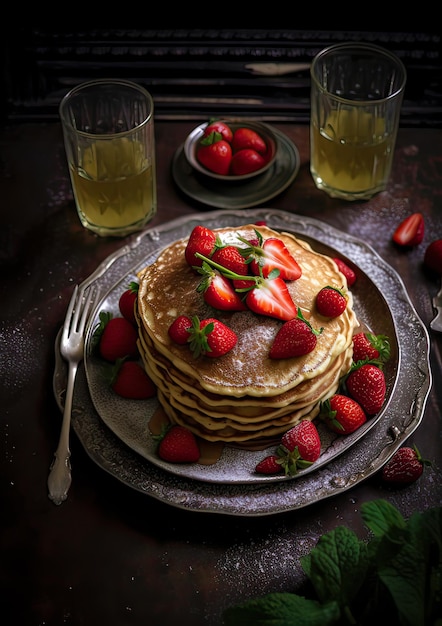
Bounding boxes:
[2,25,441,127]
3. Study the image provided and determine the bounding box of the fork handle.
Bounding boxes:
[47,362,78,504]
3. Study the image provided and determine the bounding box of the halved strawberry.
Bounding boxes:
[196,265,247,312]
[245,272,298,321]
[238,231,302,281]
[392,212,425,247]
[184,225,217,268]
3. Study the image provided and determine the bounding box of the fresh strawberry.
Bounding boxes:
[269,309,323,358]
[168,315,193,345]
[118,281,139,325]
[381,445,431,485]
[211,245,250,276]
[333,258,357,287]
[238,231,302,281]
[203,120,233,143]
[184,225,217,268]
[197,131,232,175]
[185,316,237,358]
[319,394,367,434]
[392,212,425,246]
[197,266,247,312]
[316,286,347,317]
[277,420,321,475]
[93,312,139,362]
[232,127,267,155]
[344,362,386,415]
[424,239,442,274]
[245,273,298,321]
[255,455,284,475]
[110,360,156,399]
[156,425,200,463]
[352,331,390,363]
[230,148,266,176]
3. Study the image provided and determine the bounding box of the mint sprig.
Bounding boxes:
[223,499,441,625]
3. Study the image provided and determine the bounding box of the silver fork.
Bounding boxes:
[48,284,99,505]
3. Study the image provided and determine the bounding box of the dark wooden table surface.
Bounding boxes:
[1,120,441,626]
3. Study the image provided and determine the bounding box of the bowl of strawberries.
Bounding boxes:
[183,118,278,181]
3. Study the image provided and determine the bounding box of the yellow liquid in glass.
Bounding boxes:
[311,109,394,196]
[70,137,155,233]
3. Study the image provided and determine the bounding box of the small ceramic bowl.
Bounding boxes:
[183,118,278,181]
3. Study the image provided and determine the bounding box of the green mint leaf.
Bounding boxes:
[302,525,369,608]
[223,592,340,626]
[360,498,407,537]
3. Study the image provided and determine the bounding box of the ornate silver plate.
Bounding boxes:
[53,209,432,516]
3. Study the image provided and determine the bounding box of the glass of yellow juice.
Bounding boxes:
[59,80,157,236]
[310,43,406,201]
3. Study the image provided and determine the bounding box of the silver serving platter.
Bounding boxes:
[53,209,432,516]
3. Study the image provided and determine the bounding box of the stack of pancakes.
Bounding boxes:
[136,224,358,449]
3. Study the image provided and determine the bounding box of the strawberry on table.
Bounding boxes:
[319,394,367,434]
[352,331,390,363]
[333,257,357,287]
[185,225,217,268]
[118,281,139,326]
[93,312,139,362]
[344,362,386,415]
[277,420,321,475]
[315,285,347,318]
[197,131,232,175]
[424,239,442,274]
[392,212,425,246]
[155,425,200,463]
[110,360,156,399]
[381,445,431,485]
[269,309,323,358]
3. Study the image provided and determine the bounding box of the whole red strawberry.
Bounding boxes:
[230,148,266,176]
[232,127,267,155]
[269,310,322,358]
[316,286,347,318]
[319,394,367,434]
[196,266,247,312]
[381,445,431,485]
[424,239,442,275]
[168,315,193,345]
[186,316,238,358]
[277,420,321,475]
[333,258,357,287]
[118,281,139,326]
[344,363,386,415]
[203,120,233,143]
[156,425,200,463]
[111,360,156,399]
[352,332,390,363]
[255,455,284,475]
[211,245,250,276]
[184,225,217,268]
[94,312,139,362]
[197,131,232,175]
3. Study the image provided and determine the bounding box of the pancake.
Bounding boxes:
[136,224,358,447]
